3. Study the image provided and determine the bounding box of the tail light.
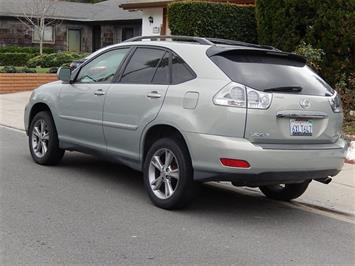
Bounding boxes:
[213,82,272,109]
[328,91,342,113]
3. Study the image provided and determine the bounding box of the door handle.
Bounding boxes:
[94,89,105,96]
[147,91,161,99]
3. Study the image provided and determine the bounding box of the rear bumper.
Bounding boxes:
[183,132,347,185]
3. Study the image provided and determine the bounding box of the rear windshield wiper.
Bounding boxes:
[264,86,303,93]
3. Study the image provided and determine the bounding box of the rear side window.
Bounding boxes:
[152,52,170,84]
[210,52,333,96]
[171,53,195,84]
[121,48,165,84]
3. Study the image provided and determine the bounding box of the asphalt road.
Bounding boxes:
[1,127,354,265]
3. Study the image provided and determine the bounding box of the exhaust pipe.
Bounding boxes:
[315,177,332,184]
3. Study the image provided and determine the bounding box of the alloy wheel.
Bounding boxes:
[148,148,180,199]
[31,119,50,158]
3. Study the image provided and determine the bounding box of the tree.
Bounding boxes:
[17,0,59,55]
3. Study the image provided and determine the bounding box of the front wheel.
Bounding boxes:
[29,111,64,165]
[259,181,310,201]
[143,137,197,209]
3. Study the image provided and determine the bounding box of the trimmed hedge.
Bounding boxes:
[0,53,34,66]
[256,0,354,85]
[0,46,55,54]
[168,1,257,43]
[27,52,88,68]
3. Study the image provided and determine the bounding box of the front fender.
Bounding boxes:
[25,81,63,134]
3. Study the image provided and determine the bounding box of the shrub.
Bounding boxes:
[168,1,257,43]
[0,46,55,54]
[294,42,324,73]
[0,53,34,66]
[27,52,87,68]
[0,66,38,73]
[335,74,355,123]
[19,67,37,73]
[0,66,17,73]
[48,67,59,73]
[256,0,354,121]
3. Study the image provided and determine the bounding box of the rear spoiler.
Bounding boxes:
[206,47,307,64]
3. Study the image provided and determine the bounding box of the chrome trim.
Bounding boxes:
[276,111,328,119]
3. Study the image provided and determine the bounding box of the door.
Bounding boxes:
[68,29,81,52]
[93,25,101,51]
[58,48,131,152]
[103,47,170,164]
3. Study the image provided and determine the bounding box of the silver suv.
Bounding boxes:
[25,36,346,209]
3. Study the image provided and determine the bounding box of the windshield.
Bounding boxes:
[210,52,334,96]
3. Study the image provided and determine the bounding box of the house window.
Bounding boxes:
[32,26,55,43]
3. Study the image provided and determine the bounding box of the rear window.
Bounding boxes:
[210,52,334,96]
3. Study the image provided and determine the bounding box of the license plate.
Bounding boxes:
[290,119,313,136]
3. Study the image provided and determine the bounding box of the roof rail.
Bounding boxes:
[124,35,213,45]
[206,38,278,50]
[124,35,279,50]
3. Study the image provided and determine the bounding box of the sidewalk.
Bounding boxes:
[0,91,354,217]
[0,91,30,130]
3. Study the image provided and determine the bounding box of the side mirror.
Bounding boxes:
[57,67,71,83]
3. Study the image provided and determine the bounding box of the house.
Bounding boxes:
[119,0,255,36]
[0,0,143,52]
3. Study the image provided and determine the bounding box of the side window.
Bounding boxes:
[152,52,170,84]
[171,53,195,84]
[76,48,130,83]
[120,48,165,84]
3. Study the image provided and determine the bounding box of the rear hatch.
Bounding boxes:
[209,48,343,145]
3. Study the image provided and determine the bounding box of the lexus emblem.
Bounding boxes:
[300,99,311,109]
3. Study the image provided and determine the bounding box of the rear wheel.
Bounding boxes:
[143,137,196,209]
[29,111,64,165]
[259,181,310,201]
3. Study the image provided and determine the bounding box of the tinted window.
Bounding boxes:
[76,48,129,83]
[152,52,170,84]
[121,48,165,84]
[171,53,195,84]
[211,52,333,96]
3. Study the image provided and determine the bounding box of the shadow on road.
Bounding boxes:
[55,152,319,223]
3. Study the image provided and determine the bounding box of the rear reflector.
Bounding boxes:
[220,158,250,168]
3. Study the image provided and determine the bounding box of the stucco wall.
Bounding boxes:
[141,8,163,36]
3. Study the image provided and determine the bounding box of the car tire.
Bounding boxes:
[29,111,64,165]
[143,137,197,210]
[259,181,310,201]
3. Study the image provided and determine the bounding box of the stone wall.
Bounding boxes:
[0,73,57,93]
